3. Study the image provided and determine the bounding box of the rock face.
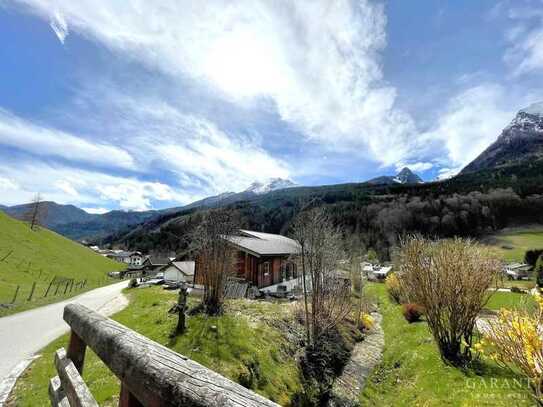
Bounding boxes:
[367,167,423,185]
[461,102,543,174]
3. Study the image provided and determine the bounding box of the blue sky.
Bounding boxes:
[0,0,542,212]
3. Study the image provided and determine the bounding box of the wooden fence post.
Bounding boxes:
[66,330,87,374]
[27,282,36,301]
[119,383,144,407]
[54,282,61,296]
[69,279,74,292]
[11,285,19,304]
[0,250,13,262]
[44,278,55,297]
[63,280,70,295]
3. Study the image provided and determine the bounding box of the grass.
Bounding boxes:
[360,283,535,406]
[0,211,125,316]
[486,290,536,313]
[10,287,302,406]
[486,227,543,263]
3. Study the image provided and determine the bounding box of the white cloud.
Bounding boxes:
[0,161,198,210]
[82,207,109,214]
[395,162,433,173]
[12,0,417,167]
[49,11,68,44]
[502,1,543,75]
[420,84,515,169]
[54,179,79,197]
[0,109,135,169]
[0,176,19,190]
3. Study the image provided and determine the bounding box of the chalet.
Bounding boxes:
[163,261,195,284]
[107,251,144,266]
[195,230,300,290]
[141,256,171,274]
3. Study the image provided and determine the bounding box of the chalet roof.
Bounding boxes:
[223,229,300,257]
[170,261,195,276]
[144,256,170,266]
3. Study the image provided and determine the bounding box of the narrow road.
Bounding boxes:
[0,280,128,403]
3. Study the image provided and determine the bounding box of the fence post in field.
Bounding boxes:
[63,280,70,295]
[27,281,36,301]
[0,250,13,262]
[11,285,19,304]
[54,282,61,296]
[44,278,55,297]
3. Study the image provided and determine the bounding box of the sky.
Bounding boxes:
[0,0,542,213]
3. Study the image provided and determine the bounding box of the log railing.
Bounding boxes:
[49,303,280,407]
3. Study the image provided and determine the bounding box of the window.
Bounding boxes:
[263,262,270,276]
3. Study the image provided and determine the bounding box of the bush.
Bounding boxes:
[359,313,374,330]
[477,293,543,402]
[510,286,525,294]
[385,273,403,304]
[536,255,543,288]
[402,303,424,323]
[525,249,543,267]
[398,237,500,365]
[128,278,138,288]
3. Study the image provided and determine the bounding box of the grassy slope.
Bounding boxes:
[360,283,534,406]
[488,228,543,262]
[0,211,125,316]
[10,287,301,407]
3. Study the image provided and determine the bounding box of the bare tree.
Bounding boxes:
[291,208,352,345]
[23,193,47,231]
[397,236,500,365]
[191,208,238,315]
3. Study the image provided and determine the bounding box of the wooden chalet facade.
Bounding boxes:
[195,230,300,289]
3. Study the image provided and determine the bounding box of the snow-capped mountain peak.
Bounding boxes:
[520,101,543,117]
[244,178,298,195]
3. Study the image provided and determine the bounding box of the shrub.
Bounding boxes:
[510,286,525,294]
[536,255,543,288]
[398,237,500,365]
[385,273,403,304]
[359,313,374,330]
[477,293,543,402]
[525,249,543,267]
[128,278,138,289]
[402,303,424,323]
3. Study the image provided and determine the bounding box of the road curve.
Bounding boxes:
[0,280,128,403]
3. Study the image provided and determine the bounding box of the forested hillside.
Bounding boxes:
[103,160,543,260]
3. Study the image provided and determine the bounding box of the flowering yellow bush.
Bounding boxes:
[360,313,374,331]
[385,273,403,304]
[477,293,543,400]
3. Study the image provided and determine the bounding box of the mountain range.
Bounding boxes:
[2,102,542,243]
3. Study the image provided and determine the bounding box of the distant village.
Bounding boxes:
[89,229,533,299]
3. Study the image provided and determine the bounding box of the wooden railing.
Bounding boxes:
[49,303,280,407]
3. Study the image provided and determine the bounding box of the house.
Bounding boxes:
[195,230,300,291]
[107,251,144,266]
[141,256,171,275]
[362,262,393,281]
[503,263,531,280]
[163,261,195,284]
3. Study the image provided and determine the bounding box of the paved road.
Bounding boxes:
[0,280,128,403]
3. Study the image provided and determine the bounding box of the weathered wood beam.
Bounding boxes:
[48,375,70,407]
[63,303,280,407]
[54,348,99,407]
[67,330,87,374]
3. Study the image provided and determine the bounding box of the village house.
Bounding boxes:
[163,261,195,284]
[195,229,300,292]
[107,251,144,266]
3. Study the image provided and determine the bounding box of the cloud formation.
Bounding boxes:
[14,0,417,167]
[0,109,135,170]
